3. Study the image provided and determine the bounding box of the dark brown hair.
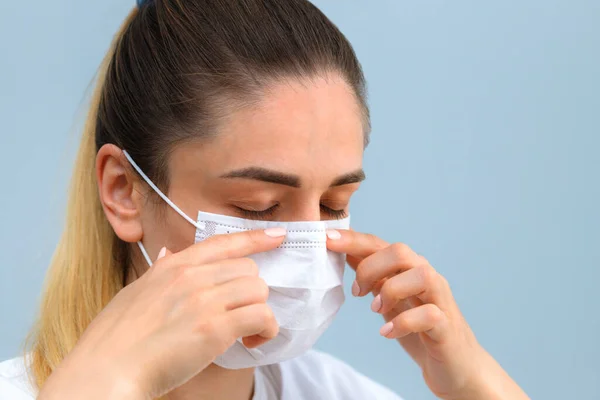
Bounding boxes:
[97,0,370,189]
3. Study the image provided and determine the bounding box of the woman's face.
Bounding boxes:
[99,74,365,263]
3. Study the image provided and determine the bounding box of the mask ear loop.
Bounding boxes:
[122,150,202,266]
[137,242,154,267]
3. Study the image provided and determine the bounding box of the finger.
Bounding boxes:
[242,334,272,349]
[345,254,362,271]
[326,229,388,260]
[171,228,286,266]
[354,243,421,296]
[209,276,269,311]
[224,303,279,344]
[162,258,260,297]
[373,265,444,314]
[380,303,447,342]
[196,258,259,286]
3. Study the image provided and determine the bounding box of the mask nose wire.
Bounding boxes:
[122,150,202,266]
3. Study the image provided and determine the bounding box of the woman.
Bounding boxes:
[0,0,529,399]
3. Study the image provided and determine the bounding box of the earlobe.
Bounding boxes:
[96,144,144,243]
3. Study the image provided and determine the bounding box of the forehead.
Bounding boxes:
[174,75,365,182]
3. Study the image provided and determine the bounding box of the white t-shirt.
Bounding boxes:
[0,350,403,400]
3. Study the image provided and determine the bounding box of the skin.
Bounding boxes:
[38,75,529,400]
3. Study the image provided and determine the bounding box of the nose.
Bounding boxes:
[292,208,321,221]
[282,197,322,222]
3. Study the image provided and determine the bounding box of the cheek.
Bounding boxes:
[141,204,198,254]
[165,206,198,252]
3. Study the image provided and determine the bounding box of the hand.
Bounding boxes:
[39,229,286,400]
[327,230,529,400]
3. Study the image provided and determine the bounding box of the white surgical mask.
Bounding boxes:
[123,150,349,369]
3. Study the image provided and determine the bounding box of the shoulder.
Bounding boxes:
[271,350,404,400]
[0,356,36,399]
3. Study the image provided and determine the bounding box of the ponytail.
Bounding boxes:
[25,8,139,391]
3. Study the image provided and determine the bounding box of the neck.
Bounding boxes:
[166,364,255,400]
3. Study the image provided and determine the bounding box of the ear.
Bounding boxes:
[96,144,144,243]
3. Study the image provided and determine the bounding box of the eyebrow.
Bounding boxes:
[220,167,366,188]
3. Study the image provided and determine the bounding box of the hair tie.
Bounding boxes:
[136,0,150,7]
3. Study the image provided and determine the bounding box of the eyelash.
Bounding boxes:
[236,204,347,220]
[322,206,348,219]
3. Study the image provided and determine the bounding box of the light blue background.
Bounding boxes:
[1,1,598,399]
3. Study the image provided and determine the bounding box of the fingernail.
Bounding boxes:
[326,229,341,240]
[380,322,393,337]
[351,280,360,296]
[156,247,167,260]
[265,227,287,237]
[371,295,382,313]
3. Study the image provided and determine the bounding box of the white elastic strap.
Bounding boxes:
[123,149,202,267]
[122,150,200,229]
[137,241,154,267]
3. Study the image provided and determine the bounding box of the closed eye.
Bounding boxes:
[320,205,347,219]
[235,204,279,220]
[235,204,347,220]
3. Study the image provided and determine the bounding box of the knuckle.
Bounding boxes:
[389,242,411,261]
[424,304,443,323]
[242,258,259,276]
[395,314,411,332]
[247,230,263,247]
[438,273,450,290]
[416,265,437,287]
[379,279,395,300]
[253,278,270,302]
[257,304,275,323]
[197,315,237,349]
[364,233,380,245]
[196,319,220,339]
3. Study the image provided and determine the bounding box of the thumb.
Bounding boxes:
[156,246,172,262]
